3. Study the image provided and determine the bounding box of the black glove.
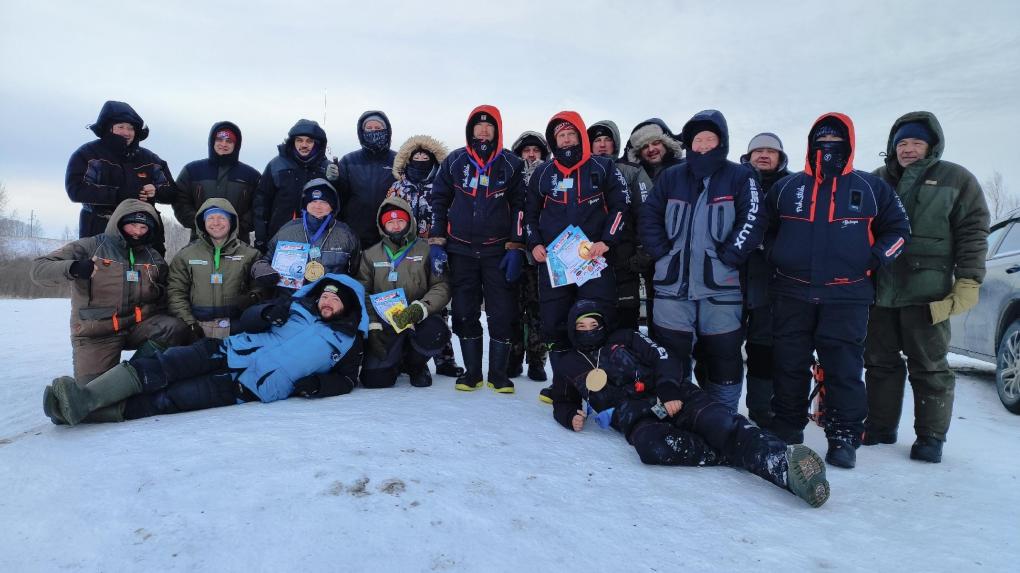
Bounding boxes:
[262,304,291,327]
[367,328,395,359]
[254,271,280,289]
[188,323,205,341]
[69,259,95,279]
[630,247,654,274]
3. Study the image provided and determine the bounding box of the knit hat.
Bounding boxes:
[301,179,339,212]
[380,208,410,227]
[893,121,935,146]
[119,210,156,230]
[214,128,238,144]
[812,119,848,141]
[202,207,232,225]
[361,113,387,130]
[746,132,784,153]
[575,311,605,328]
[588,124,614,144]
[553,120,578,139]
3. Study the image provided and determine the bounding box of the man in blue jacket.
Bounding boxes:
[429,105,527,394]
[43,274,368,425]
[338,111,398,251]
[639,110,762,413]
[763,113,910,469]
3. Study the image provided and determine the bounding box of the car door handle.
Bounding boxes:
[1007,265,1020,274]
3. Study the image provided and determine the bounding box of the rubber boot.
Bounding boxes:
[487,339,515,394]
[43,384,66,425]
[51,363,142,426]
[408,364,433,388]
[702,380,742,413]
[84,402,126,423]
[454,337,484,391]
[540,349,568,404]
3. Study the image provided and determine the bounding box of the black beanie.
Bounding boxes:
[302,180,339,213]
[588,124,614,144]
[119,210,157,230]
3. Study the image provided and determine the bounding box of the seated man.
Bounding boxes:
[167,198,265,339]
[357,197,452,388]
[260,178,360,296]
[31,199,189,383]
[43,274,368,425]
[549,299,830,508]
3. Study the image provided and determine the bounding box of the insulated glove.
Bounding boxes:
[262,303,291,327]
[499,249,524,283]
[251,259,281,288]
[393,302,425,330]
[69,259,95,279]
[325,161,340,182]
[188,323,205,341]
[929,278,981,324]
[429,245,448,277]
[367,327,395,359]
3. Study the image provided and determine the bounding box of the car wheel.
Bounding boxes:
[996,320,1020,414]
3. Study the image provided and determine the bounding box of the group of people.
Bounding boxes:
[34,100,991,509]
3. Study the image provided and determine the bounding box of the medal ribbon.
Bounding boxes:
[302,211,333,247]
[383,239,418,272]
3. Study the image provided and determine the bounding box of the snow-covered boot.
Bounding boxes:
[910,436,944,463]
[51,363,142,426]
[433,341,464,378]
[785,444,830,507]
[455,337,484,391]
[487,339,515,394]
[825,438,857,469]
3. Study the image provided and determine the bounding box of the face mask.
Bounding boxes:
[405,158,435,183]
[470,138,493,160]
[362,129,390,153]
[686,146,727,179]
[811,140,850,177]
[554,144,582,168]
[575,326,607,352]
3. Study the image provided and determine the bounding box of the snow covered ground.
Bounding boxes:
[0,298,1016,572]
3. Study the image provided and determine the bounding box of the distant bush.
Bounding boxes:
[0,257,70,298]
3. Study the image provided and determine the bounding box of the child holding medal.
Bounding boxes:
[549,299,831,508]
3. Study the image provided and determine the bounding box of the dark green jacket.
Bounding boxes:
[873,111,990,307]
[356,196,450,327]
[167,198,262,325]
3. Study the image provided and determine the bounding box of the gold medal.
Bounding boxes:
[304,260,325,282]
[578,241,593,260]
[585,368,608,392]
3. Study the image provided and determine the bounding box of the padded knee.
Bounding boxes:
[700,330,744,384]
[629,422,723,467]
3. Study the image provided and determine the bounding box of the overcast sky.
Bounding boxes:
[2,0,1018,237]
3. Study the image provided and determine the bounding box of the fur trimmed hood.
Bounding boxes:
[392,135,449,179]
[625,120,684,163]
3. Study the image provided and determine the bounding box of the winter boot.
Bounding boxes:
[785,445,831,507]
[43,384,66,425]
[745,375,774,427]
[507,346,524,378]
[487,339,515,394]
[51,363,142,426]
[84,402,127,423]
[454,337,484,391]
[910,436,944,463]
[408,364,433,388]
[433,341,465,378]
[527,354,548,382]
[825,438,857,469]
[862,428,898,446]
[538,386,553,404]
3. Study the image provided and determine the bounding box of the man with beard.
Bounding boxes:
[624,118,684,182]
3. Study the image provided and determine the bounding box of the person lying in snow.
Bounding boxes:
[548,299,830,507]
[43,274,368,425]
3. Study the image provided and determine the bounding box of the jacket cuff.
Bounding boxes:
[369,322,383,331]
[428,237,447,246]
[411,300,430,321]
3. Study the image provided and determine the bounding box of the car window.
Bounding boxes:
[993,222,1020,257]
[987,223,1009,258]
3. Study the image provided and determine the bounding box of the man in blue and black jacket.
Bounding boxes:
[525,111,630,403]
[429,105,527,394]
[639,110,763,413]
[338,110,398,251]
[763,113,910,469]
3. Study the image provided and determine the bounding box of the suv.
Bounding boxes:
[949,209,1020,414]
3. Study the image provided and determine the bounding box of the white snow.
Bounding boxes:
[0,237,68,259]
[0,298,1016,572]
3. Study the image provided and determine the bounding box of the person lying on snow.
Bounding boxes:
[548,299,831,507]
[43,274,368,425]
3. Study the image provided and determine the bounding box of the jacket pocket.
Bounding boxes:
[708,200,736,243]
[664,199,689,241]
[653,251,684,296]
[703,248,740,291]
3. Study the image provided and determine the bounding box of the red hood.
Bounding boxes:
[545,110,591,174]
[465,104,504,166]
[805,112,856,178]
